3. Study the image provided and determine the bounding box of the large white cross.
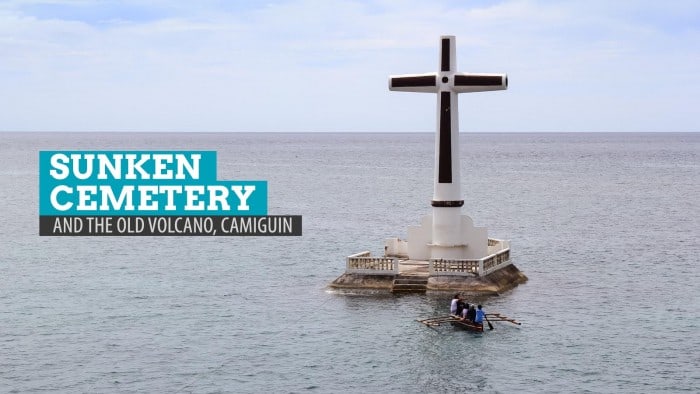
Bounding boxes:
[389,35,507,208]
[389,36,507,253]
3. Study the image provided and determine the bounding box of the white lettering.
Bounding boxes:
[206,185,230,211]
[99,185,134,210]
[184,185,205,210]
[50,185,73,211]
[125,154,151,180]
[72,153,94,180]
[76,185,97,210]
[138,185,158,210]
[49,153,70,180]
[97,153,123,179]
[231,185,255,211]
[159,185,182,210]
[176,153,200,180]
[152,154,173,180]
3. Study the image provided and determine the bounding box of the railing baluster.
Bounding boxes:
[347,241,510,277]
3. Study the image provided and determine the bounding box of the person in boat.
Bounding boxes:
[450,293,460,315]
[474,304,486,327]
[456,298,466,316]
[460,303,470,320]
[464,304,476,323]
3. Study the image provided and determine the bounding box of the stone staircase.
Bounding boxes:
[391,275,428,293]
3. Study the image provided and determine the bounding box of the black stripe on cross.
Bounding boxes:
[441,38,450,72]
[438,91,451,183]
[454,75,502,86]
[390,75,436,88]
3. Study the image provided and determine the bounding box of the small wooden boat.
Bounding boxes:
[450,318,484,332]
[417,313,521,332]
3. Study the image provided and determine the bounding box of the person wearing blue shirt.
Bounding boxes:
[474,304,486,326]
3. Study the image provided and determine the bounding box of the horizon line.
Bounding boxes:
[2,130,698,134]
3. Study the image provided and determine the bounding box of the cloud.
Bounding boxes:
[0,0,698,132]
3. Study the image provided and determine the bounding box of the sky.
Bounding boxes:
[0,0,698,132]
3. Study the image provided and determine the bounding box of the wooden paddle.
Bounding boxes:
[485,315,494,330]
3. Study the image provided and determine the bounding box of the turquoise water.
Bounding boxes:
[1,132,698,393]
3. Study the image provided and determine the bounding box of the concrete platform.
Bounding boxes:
[329,259,527,295]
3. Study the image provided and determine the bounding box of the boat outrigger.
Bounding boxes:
[417,313,521,332]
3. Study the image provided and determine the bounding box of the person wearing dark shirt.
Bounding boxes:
[460,303,470,319]
[465,305,476,323]
[456,299,466,316]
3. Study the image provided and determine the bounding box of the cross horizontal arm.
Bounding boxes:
[451,73,508,93]
[389,73,439,93]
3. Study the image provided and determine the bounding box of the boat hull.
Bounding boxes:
[450,320,484,332]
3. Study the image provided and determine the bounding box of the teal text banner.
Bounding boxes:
[39,151,267,216]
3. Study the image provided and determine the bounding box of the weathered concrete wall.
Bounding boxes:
[329,264,527,295]
[328,273,395,290]
[407,215,432,260]
[427,264,527,294]
[384,238,408,258]
[459,215,488,259]
[483,263,528,293]
[406,214,489,260]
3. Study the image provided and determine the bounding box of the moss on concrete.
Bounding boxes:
[328,264,527,295]
[329,273,395,290]
[426,264,527,294]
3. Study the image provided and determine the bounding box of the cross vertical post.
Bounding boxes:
[389,35,508,258]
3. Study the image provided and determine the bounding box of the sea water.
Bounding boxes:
[1,132,698,393]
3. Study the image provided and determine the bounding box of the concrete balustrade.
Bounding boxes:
[344,240,511,278]
[346,251,399,274]
[429,247,511,277]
